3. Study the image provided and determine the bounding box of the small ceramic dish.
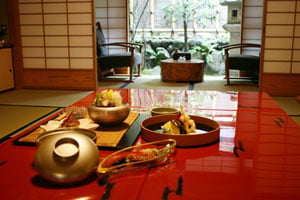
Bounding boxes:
[151,107,178,116]
[141,114,220,147]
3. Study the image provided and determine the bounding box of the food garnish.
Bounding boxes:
[161,105,196,134]
[102,148,160,168]
[94,89,123,107]
[40,107,98,131]
[60,106,89,128]
[60,112,80,128]
[65,106,88,119]
[97,139,176,175]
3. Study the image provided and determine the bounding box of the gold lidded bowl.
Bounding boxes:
[36,127,97,144]
[88,103,130,126]
[33,128,99,184]
[87,89,130,126]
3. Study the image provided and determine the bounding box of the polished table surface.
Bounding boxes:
[1,89,299,200]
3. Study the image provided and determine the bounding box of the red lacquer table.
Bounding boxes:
[1,89,299,200]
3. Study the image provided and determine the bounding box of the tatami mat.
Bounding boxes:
[0,105,60,140]
[0,89,92,107]
[99,75,259,92]
[272,97,300,116]
[98,80,127,89]
[290,117,300,126]
[271,97,300,126]
[193,76,259,92]
[123,75,190,89]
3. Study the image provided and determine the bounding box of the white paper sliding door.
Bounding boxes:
[241,0,263,56]
[95,0,128,53]
[17,0,96,90]
[261,0,300,96]
[241,0,263,45]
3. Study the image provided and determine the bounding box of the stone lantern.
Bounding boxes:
[220,0,242,45]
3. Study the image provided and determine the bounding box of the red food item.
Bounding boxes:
[174,113,181,120]
[102,152,134,168]
[61,111,80,128]
[102,148,159,168]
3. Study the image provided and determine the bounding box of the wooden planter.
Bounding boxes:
[160,59,205,82]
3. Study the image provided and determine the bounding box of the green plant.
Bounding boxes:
[190,43,212,61]
[146,47,165,67]
[162,0,217,51]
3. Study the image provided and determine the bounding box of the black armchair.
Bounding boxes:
[96,22,143,82]
[222,43,261,86]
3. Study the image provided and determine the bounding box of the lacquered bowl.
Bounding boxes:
[151,107,178,116]
[88,103,130,126]
[141,114,220,147]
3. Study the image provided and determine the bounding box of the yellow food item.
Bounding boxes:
[161,121,181,135]
[94,89,123,107]
[161,105,195,134]
[179,105,196,133]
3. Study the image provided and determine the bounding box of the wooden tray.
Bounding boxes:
[14,113,148,150]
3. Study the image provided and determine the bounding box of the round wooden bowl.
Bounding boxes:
[141,114,220,147]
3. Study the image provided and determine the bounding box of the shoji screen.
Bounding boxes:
[241,0,263,55]
[261,0,300,96]
[18,0,96,90]
[242,0,263,45]
[95,0,128,53]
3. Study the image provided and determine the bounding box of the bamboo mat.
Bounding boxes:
[17,112,140,148]
[95,112,139,147]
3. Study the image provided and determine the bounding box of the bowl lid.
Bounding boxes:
[36,128,97,144]
[33,128,99,184]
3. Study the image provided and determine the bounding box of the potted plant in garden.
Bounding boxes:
[190,42,213,62]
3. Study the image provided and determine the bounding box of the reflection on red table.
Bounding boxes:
[0,89,299,200]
